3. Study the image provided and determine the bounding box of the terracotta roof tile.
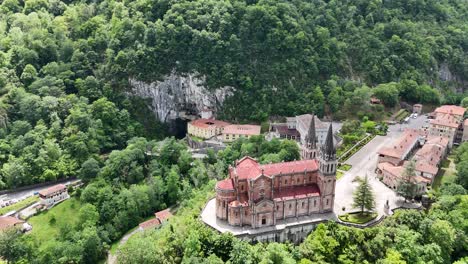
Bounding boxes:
[430,114,460,128]
[274,185,320,201]
[0,216,24,231]
[223,124,261,136]
[39,184,67,197]
[138,218,160,230]
[378,129,423,159]
[155,209,172,222]
[189,119,231,129]
[261,160,319,176]
[230,157,319,180]
[217,178,235,190]
[434,105,465,116]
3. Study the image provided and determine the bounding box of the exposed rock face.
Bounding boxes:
[438,63,467,92]
[130,73,234,123]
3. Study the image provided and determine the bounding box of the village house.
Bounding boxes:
[138,209,173,231]
[377,129,425,166]
[215,124,336,228]
[463,119,468,142]
[187,118,231,139]
[413,137,449,182]
[428,105,466,147]
[377,162,429,195]
[222,124,261,142]
[0,216,31,232]
[39,184,69,207]
[377,130,449,192]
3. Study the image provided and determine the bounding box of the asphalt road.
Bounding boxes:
[334,115,428,215]
[1,179,81,202]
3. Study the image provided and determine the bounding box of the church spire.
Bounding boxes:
[306,114,317,148]
[322,123,336,160]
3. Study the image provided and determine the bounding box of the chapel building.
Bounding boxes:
[215,124,337,228]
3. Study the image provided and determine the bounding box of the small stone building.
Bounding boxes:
[222,124,261,142]
[413,104,422,114]
[39,184,69,207]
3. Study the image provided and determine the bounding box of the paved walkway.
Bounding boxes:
[334,116,428,216]
[201,198,337,236]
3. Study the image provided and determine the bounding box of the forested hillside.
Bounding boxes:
[0,0,467,262]
[1,0,467,124]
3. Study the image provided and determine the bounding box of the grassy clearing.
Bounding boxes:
[0,196,39,216]
[339,212,377,224]
[338,164,352,171]
[28,198,81,250]
[337,171,344,180]
[394,109,410,122]
[433,155,457,191]
[189,136,204,142]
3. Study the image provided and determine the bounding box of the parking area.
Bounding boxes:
[334,115,427,215]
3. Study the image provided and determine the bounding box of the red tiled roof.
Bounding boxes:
[379,162,431,184]
[189,119,231,129]
[274,185,320,201]
[430,114,460,128]
[138,218,160,230]
[223,124,261,136]
[230,157,319,180]
[139,209,173,230]
[261,160,319,176]
[413,136,448,175]
[231,157,262,180]
[378,129,423,159]
[434,105,465,116]
[273,124,300,137]
[39,184,67,197]
[378,162,405,179]
[0,216,24,231]
[216,178,234,190]
[155,209,172,222]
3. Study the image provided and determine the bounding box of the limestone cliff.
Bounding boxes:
[130,73,234,123]
[437,63,467,92]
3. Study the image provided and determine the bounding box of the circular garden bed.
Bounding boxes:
[339,212,378,224]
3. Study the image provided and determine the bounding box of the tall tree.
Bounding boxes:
[397,160,418,202]
[352,175,375,214]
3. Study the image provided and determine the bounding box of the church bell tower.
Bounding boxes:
[318,123,337,212]
[301,114,318,160]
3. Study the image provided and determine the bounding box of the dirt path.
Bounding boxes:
[107,229,141,264]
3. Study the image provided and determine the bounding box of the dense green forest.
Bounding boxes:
[0,0,467,263]
[0,0,467,188]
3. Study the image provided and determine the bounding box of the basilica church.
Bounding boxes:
[215,117,337,228]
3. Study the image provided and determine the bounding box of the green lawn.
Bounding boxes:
[28,198,81,250]
[433,157,457,191]
[338,164,352,171]
[190,136,204,142]
[0,196,39,216]
[339,212,377,224]
[337,171,344,180]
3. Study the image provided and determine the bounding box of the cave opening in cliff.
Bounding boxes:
[172,118,188,139]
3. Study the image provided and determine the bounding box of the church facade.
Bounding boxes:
[215,124,337,228]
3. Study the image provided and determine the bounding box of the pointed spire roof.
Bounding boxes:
[322,123,336,158]
[306,114,317,148]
